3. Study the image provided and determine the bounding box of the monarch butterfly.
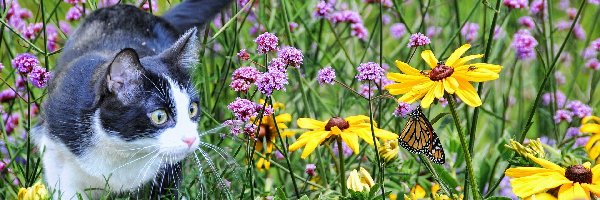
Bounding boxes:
[399,106,445,164]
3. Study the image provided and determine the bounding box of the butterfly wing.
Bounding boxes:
[422,131,446,164]
[398,107,430,154]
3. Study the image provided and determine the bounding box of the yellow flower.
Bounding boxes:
[18,182,49,200]
[253,112,294,170]
[505,138,545,158]
[404,184,426,200]
[346,167,375,192]
[389,193,398,200]
[379,139,399,163]
[581,116,600,162]
[289,115,398,159]
[505,154,600,199]
[385,44,502,108]
[523,193,557,200]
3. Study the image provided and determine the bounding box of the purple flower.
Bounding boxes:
[274,150,284,159]
[277,46,304,67]
[439,97,449,107]
[573,23,587,40]
[332,141,353,157]
[566,100,592,118]
[64,0,85,5]
[97,0,120,8]
[314,1,333,18]
[237,49,250,61]
[358,84,375,98]
[59,21,71,35]
[586,58,600,70]
[255,32,279,54]
[12,53,39,74]
[255,70,289,96]
[511,29,538,60]
[230,66,260,93]
[582,47,597,59]
[503,0,528,9]
[227,98,260,121]
[530,0,547,16]
[590,0,600,5]
[518,16,535,29]
[0,63,3,72]
[355,62,384,82]
[566,127,588,147]
[390,23,407,39]
[393,102,413,117]
[0,89,17,103]
[66,6,83,21]
[328,10,362,24]
[28,66,51,88]
[137,0,158,12]
[305,164,317,176]
[22,23,43,40]
[493,26,505,40]
[267,58,287,72]
[407,32,431,47]
[364,0,393,7]
[244,123,257,137]
[223,120,244,136]
[567,7,577,20]
[350,23,368,40]
[498,176,517,199]
[554,109,573,123]
[289,22,299,32]
[426,26,442,37]
[554,71,565,85]
[317,66,336,85]
[591,38,600,52]
[2,113,19,134]
[542,91,567,107]
[461,22,479,43]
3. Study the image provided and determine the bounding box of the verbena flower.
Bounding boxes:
[12,53,39,74]
[493,26,505,40]
[530,0,547,16]
[407,32,430,47]
[518,16,535,29]
[592,38,600,52]
[392,102,412,117]
[332,141,353,158]
[390,23,407,39]
[237,49,250,61]
[317,66,336,85]
[267,58,287,72]
[511,29,538,60]
[28,66,51,88]
[460,22,479,43]
[554,109,573,123]
[355,62,384,82]
[426,26,442,37]
[230,66,260,93]
[554,71,566,85]
[566,127,588,147]
[567,100,592,118]
[305,164,316,176]
[346,167,375,192]
[582,116,600,162]
[503,0,528,9]
[137,0,158,12]
[505,154,600,199]
[585,58,600,70]
[277,46,303,67]
[255,70,288,96]
[289,115,397,158]
[227,97,260,121]
[255,32,279,54]
[314,1,333,18]
[385,44,502,108]
[65,6,83,21]
[0,89,16,103]
[542,91,566,107]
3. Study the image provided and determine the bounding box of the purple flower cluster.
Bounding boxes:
[358,84,375,98]
[530,0,547,16]
[255,32,279,54]
[554,71,566,85]
[314,1,334,18]
[591,0,600,5]
[227,98,261,121]
[586,58,600,70]
[592,38,600,52]
[332,141,353,157]
[137,0,159,12]
[498,176,517,199]
[230,66,260,93]
[518,16,535,29]
[566,100,592,118]
[268,58,287,72]
[393,102,413,117]
[28,66,52,88]
[5,0,33,33]
[64,0,85,4]
[0,89,17,103]
[426,26,442,37]
[407,32,431,47]
[503,0,528,9]
[277,46,304,67]
[355,62,384,82]
[566,127,588,147]
[317,66,336,85]
[390,23,407,39]
[255,70,288,96]
[554,109,573,123]
[2,113,19,134]
[305,164,317,176]
[237,49,250,61]
[328,10,368,40]
[511,29,538,60]
[98,0,119,8]
[461,22,479,43]
[542,91,566,107]
[66,6,83,21]
[12,53,39,74]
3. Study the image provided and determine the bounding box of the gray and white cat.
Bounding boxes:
[32,0,231,199]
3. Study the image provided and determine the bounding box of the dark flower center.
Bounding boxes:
[565,165,592,184]
[325,117,350,131]
[257,125,271,140]
[429,63,454,81]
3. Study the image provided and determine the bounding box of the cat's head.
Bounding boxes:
[93,28,200,160]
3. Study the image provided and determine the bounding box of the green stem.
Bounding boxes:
[336,138,347,197]
[446,94,481,200]
[269,99,300,197]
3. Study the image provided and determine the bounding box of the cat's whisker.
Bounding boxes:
[192,152,208,199]
[195,148,232,197]
[110,149,159,173]
[196,142,237,167]
[115,144,160,152]
[197,124,227,137]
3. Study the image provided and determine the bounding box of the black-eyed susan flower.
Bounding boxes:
[346,167,375,192]
[582,116,600,162]
[385,44,502,108]
[505,154,600,199]
[379,139,399,163]
[252,101,294,170]
[18,182,48,200]
[288,115,398,159]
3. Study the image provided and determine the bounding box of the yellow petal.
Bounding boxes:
[387,73,428,82]
[456,70,500,82]
[582,183,600,195]
[505,167,560,178]
[593,164,600,183]
[527,154,566,174]
[446,44,471,67]
[583,116,600,124]
[558,183,590,200]
[385,79,430,94]
[345,115,370,124]
[510,172,571,197]
[433,81,444,99]
[585,134,600,151]
[398,88,428,103]
[524,193,558,200]
[281,130,295,138]
[454,54,483,67]
[421,50,439,68]
[395,60,422,76]
[411,185,426,198]
[340,130,360,154]
[421,84,437,108]
[297,118,326,130]
[443,76,459,94]
[300,131,331,159]
[469,63,503,73]
[581,123,600,134]
[454,78,482,107]
[353,128,376,145]
[374,128,399,140]
[275,113,292,123]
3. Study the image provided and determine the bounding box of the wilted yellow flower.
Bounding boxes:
[18,182,48,200]
[346,167,375,192]
[505,138,545,158]
[289,115,397,159]
[505,154,600,199]
[379,139,399,163]
[385,44,502,108]
[582,116,600,162]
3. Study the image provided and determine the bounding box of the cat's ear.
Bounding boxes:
[160,27,199,69]
[105,48,144,103]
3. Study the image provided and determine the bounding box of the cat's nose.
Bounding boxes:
[181,136,197,148]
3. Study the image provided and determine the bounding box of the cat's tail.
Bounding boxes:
[163,0,233,33]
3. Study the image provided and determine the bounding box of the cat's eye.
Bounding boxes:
[189,102,199,117]
[150,109,168,125]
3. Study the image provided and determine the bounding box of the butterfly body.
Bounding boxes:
[399,106,446,164]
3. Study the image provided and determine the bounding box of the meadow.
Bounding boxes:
[1,0,600,199]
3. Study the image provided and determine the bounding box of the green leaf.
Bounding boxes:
[299,195,310,200]
[430,112,449,125]
[274,188,287,200]
[433,164,459,191]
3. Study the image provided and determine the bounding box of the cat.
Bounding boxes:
[32,0,231,199]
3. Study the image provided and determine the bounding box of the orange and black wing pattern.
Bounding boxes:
[398,106,445,164]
